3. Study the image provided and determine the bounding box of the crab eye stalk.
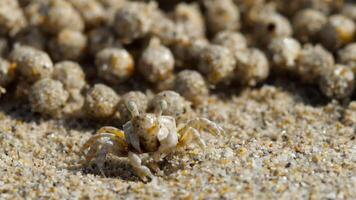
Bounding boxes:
[127,100,139,117]
[155,100,167,116]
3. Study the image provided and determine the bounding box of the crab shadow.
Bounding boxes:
[69,153,197,182]
[70,158,141,182]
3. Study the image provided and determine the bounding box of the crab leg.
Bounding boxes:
[180,118,225,136]
[96,126,126,140]
[81,142,100,164]
[178,127,206,149]
[80,126,129,177]
[96,143,112,177]
[81,126,127,153]
[128,152,154,182]
[80,139,109,177]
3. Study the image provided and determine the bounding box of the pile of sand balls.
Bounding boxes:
[0,0,355,120]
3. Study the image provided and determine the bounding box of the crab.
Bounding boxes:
[80,100,224,181]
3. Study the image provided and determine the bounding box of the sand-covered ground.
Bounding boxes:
[0,79,355,199]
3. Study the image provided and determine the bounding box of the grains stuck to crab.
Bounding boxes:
[198,45,236,85]
[174,70,208,106]
[29,78,69,116]
[138,38,174,84]
[319,64,355,99]
[10,45,53,82]
[84,84,119,119]
[95,47,134,84]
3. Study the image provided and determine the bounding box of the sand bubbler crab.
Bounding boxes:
[80,100,224,181]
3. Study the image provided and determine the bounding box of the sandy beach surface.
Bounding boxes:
[1,79,355,199]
